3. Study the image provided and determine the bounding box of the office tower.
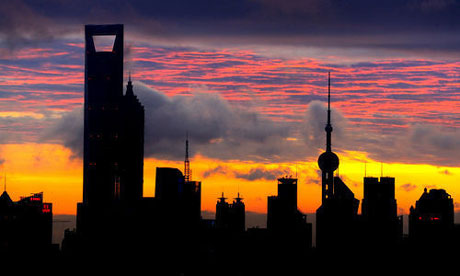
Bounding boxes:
[267,177,299,231]
[82,24,124,208]
[77,24,145,238]
[155,167,185,202]
[0,192,53,253]
[267,177,312,249]
[409,188,454,245]
[361,177,402,246]
[216,193,230,229]
[231,193,245,232]
[155,167,201,224]
[315,73,359,250]
[120,75,145,203]
[215,193,246,232]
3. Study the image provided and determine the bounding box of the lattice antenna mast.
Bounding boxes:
[184,131,191,182]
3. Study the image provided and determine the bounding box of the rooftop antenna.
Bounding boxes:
[3,173,6,192]
[219,192,227,203]
[184,131,191,182]
[380,162,383,178]
[295,164,298,179]
[364,162,367,177]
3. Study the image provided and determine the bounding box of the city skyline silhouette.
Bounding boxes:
[0,1,459,272]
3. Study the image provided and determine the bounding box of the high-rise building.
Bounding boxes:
[409,188,454,246]
[215,193,245,232]
[267,177,312,250]
[77,24,145,238]
[315,73,359,250]
[120,75,145,203]
[216,193,230,230]
[0,192,53,254]
[155,167,185,203]
[267,177,300,231]
[361,177,402,247]
[231,193,245,232]
[82,24,125,208]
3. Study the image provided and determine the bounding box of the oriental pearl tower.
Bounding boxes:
[315,72,360,250]
[318,72,339,203]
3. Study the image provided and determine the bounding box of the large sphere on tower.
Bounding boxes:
[317,151,339,172]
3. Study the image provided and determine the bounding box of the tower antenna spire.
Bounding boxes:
[325,72,333,152]
[328,71,331,124]
[184,131,191,182]
[317,71,339,203]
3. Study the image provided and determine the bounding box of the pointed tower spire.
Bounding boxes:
[219,192,227,203]
[325,71,333,152]
[126,71,134,96]
[317,72,339,202]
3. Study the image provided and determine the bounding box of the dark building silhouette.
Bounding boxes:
[361,176,403,247]
[183,136,201,224]
[77,24,145,241]
[56,23,460,272]
[82,24,125,208]
[216,193,230,229]
[215,193,245,232]
[120,75,145,203]
[267,177,312,251]
[0,192,53,255]
[231,193,245,232]
[81,24,144,207]
[155,165,201,228]
[316,73,359,250]
[155,167,185,203]
[409,188,454,246]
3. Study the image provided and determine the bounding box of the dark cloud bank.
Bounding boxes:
[43,82,460,167]
[0,0,459,55]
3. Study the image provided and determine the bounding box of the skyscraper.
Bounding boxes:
[0,192,53,254]
[120,75,145,203]
[215,193,245,232]
[267,177,312,251]
[315,73,359,250]
[361,176,402,247]
[409,188,454,246]
[267,177,301,231]
[77,24,145,238]
[82,24,124,208]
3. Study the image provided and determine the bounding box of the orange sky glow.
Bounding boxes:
[1,143,459,216]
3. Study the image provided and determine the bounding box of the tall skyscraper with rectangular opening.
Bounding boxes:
[77,24,144,237]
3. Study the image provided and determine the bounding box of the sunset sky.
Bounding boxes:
[0,0,459,219]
